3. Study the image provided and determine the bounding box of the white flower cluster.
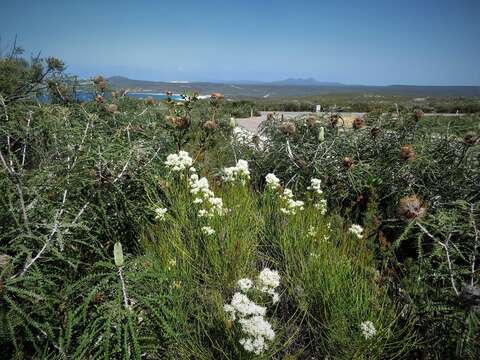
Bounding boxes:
[279,188,304,215]
[265,173,280,190]
[232,127,267,150]
[224,268,281,355]
[349,224,364,239]
[360,320,376,339]
[164,150,193,171]
[201,226,215,236]
[154,207,168,221]
[308,178,327,215]
[222,159,250,183]
[189,171,225,218]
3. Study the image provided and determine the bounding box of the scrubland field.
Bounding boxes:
[1,53,480,359]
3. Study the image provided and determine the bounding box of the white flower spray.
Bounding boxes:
[224,268,281,355]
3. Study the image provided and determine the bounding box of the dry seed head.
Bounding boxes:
[175,116,189,129]
[306,116,317,127]
[413,109,424,121]
[95,94,104,103]
[330,114,339,127]
[106,104,118,114]
[398,195,426,220]
[202,120,218,131]
[145,96,156,106]
[210,92,224,100]
[266,113,274,121]
[343,157,354,169]
[371,127,380,139]
[400,145,416,161]
[464,131,478,146]
[353,117,365,130]
[93,75,105,84]
[280,121,296,136]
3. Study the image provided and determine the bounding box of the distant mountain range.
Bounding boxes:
[106,76,480,98]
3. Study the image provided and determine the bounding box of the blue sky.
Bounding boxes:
[1,0,479,85]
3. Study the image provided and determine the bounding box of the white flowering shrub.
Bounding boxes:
[222,159,251,184]
[265,173,281,190]
[308,178,327,215]
[360,321,377,340]
[224,268,281,355]
[164,150,193,171]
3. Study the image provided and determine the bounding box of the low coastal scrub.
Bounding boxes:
[0,51,479,358]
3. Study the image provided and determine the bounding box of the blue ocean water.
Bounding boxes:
[39,91,184,102]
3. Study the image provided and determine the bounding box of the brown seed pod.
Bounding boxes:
[95,95,104,103]
[106,104,118,114]
[306,116,317,127]
[413,109,424,121]
[210,92,224,100]
[202,120,218,131]
[91,292,105,305]
[175,116,189,129]
[280,121,296,136]
[464,131,478,146]
[343,157,354,169]
[400,145,416,161]
[330,114,339,127]
[352,117,365,130]
[398,195,426,219]
[266,113,274,121]
[145,96,156,106]
[371,127,380,139]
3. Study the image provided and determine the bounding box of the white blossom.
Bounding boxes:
[154,207,167,221]
[237,278,253,292]
[201,226,215,236]
[257,268,280,291]
[265,173,280,190]
[229,292,266,317]
[349,224,364,239]
[164,150,193,171]
[360,321,376,339]
[222,159,250,183]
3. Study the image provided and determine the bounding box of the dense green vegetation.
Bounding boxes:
[1,48,479,359]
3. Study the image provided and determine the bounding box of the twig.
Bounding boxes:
[470,204,479,286]
[113,156,131,184]
[21,111,32,167]
[118,267,130,310]
[417,223,459,296]
[19,190,68,277]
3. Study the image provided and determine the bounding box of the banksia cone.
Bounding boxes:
[400,145,416,161]
[280,121,296,136]
[371,127,380,139]
[114,242,124,267]
[343,157,354,169]
[95,95,104,103]
[413,109,424,121]
[266,113,274,121]
[202,120,218,131]
[330,114,339,127]
[92,292,105,304]
[464,131,478,146]
[210,92,224,100]
[398,195,426,219]
[106,104,118,114]
[306,116,317,127]
[145,96,156,106]
[94,76,107,92]
[353,117,365,130]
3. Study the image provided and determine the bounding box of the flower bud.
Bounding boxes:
[318,126,325,142]
[114,242,124,267]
